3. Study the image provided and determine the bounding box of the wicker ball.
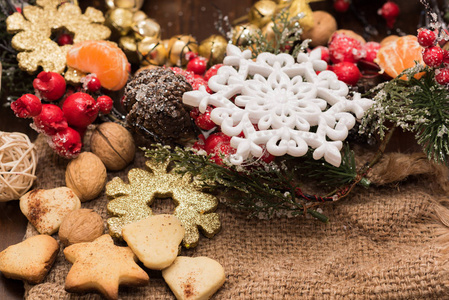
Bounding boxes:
[0,132,37,202]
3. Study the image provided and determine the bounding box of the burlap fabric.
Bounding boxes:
[23,133,449,299]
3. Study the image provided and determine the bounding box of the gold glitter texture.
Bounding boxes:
[6,0,110,73]
[106,160,221,248]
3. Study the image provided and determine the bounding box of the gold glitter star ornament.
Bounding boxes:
[106,160,221,248]
[6,0,111,73]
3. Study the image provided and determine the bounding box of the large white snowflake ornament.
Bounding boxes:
[183,44,373,167]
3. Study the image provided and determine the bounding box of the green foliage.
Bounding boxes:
[361,65,449,164]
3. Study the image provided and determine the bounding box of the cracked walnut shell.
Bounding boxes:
[90,122,136,171]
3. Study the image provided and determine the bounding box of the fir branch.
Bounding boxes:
[360,65,449,164]
[143,144,329,222]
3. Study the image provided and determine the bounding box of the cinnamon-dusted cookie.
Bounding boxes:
[122,214,185,270]
[63,234,149,300]
[0,235,59,284]
[162,256,225,300]
[20,187,81,235]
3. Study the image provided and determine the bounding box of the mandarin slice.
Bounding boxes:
[66,40,130,91]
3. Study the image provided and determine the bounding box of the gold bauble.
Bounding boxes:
[105,7,134,38]
[232,23,259,47]
[137,37,167,66]
[132,10,148,23]
[167,35,198,66]
[114,0,144,11]
[199,35,228,66]
[248,0,278,28]
[287,0,314,32]
[119,35,140,64]
[262,21,277,43]
[132,17,161,40]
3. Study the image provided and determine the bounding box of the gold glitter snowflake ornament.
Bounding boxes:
[6,0,111,73]
[106,160,221,248]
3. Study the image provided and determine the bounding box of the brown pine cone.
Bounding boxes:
[122,68,196,145]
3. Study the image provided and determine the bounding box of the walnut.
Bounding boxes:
[90,122,136,171]
[58,209,104,246]
[65,152,107,202]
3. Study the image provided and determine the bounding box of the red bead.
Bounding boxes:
[186,56,208,75]
[330,62,361,86]
[96,95,114,114]
[50,127,83,158]
[62,92,99,129]
[423,46,444,68]
[435,67,449,85]
[86,76,102,93]
[57,33,73,46]
[417,28,437,48]
[33,104,68,135]
[11,94,42,118]
[33,71,66,101]
[378,1,400,29]
[333,0,350,13]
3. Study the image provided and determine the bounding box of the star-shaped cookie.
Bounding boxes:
[63,234,149,300]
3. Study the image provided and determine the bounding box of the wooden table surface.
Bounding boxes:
[0,0,428,299]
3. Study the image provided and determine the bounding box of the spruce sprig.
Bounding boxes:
[361,65,449,163]
[143,144,329,222]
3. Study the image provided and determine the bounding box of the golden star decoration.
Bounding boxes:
[63,234,149,300]
[106,160,221,248]
[6,0,110,74]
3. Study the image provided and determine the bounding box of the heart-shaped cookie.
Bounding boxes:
[20,187,81,235]
[162,256,225,300]
[0,235,59,284]
[122,214,185,270]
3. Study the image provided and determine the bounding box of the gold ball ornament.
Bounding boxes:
[167,35,198,66]
[262,21,277,43]
[5,0,110,74]
[232,23,259,47]
[114,0,144,11]
[199,35,228,66]
[137,37,167,66]
[105,7,134,38]
[132,17,161,41]
[119,35,140,64]
[287,0,314,32]
[249,0,278,28]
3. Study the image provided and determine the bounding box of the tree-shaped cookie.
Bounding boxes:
[106,160,221,248]
[6,0,110,73]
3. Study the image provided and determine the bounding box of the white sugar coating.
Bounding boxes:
[183,44,374,167]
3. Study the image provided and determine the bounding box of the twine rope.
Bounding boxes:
[0,131,37,201]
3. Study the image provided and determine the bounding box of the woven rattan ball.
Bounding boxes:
[0,131,37,202]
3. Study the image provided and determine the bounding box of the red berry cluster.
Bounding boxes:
[417,28,449,85]
[11,71,114,158]
[323,32,381,86]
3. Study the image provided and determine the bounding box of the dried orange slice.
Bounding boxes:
[66,40,130,91]
[375,35,425,80]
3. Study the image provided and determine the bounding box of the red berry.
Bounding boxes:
[315,46,330,63]
[362,41,381,64]
[186,56,208,75]
[191,77,212,93]
[328,33,364,64]
[33,71,66,101]
[378,1,400,29]
[443,49,449,66]
[50,127,82,158]
[333,0,350,13]
[62,92,99,128]
[170,67,196,85]
[423,46,444,68]
[194,106,216,130]
[192,134,206,151]
[11,94,42,118]
[57,33,73,46]
[330,62,361,86]
[185,51,198,62]
[204,132,233,165]
[435,67,449,85]
[96,95,114,114]
[85,75,102,93]
[204,64,224,82]
[417,28,437,48]
[33,104,68,135]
